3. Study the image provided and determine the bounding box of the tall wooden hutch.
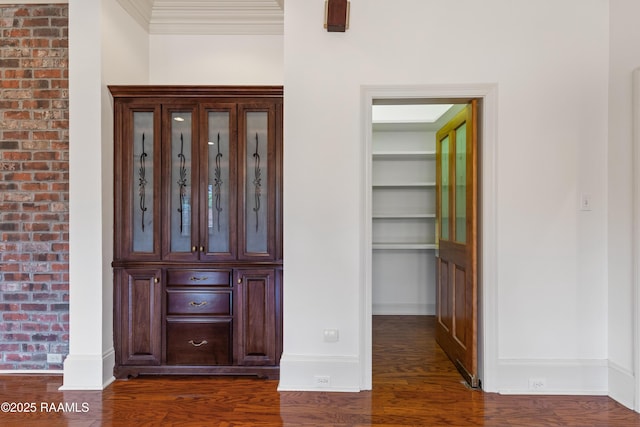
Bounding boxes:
[110,86,283,379]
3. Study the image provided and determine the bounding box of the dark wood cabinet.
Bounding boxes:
[234,269,277,366]
[116,268,162,366]
[110,86,283,379]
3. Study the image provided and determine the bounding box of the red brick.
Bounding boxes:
[4,69,33,79]
[6,29,30,37]
[20,304,47,312]
[51,264,68,272]
[22,100,50,109]
[33,172,60,181]
[4,173,32,181]
[34,193,60,202]
[33,7,64,17]
[51,224,67,232]
[0,344,20,351]
[6,353,31,361]
[12,8,31,17]
[21,323,50,332]
[3,152,31,161]
[33,28,60,38]
[22,140,51,150]
[3,333,31,341]
[20,182,50,191]
[23,282,49,291]
[3,131,29,139]
[0,100,20,109]
[30,314,57,322]
[24,223,51,232]
[1,80,20,89]
[33,132,59,141]
[22,18,50,27]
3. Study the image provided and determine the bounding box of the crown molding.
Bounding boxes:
[116,0,154,31]
[116,0,283,35]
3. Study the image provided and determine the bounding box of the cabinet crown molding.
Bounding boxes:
[108,85,283,99]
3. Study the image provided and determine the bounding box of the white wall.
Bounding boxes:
[608,0,640,410]
[62,0,640,409]
[64,0,107,390]
[280,0,610,394]
[149,35,283,85]
[100,0,150,379]
[63,0,148,390]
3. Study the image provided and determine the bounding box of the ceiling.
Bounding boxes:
[116,0,284,35]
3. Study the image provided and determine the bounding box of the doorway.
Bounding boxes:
[360,84,498,392]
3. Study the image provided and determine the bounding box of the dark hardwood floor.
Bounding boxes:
[1,316,639,426]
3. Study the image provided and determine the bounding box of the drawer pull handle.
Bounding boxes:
[191,246,197,252]
[188,340,208,347]
[189,301,208,307]
[189,276,207,281]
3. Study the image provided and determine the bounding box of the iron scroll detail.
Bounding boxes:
[252,133,262,232]
[177,133,188,234]
[213,132,223,232]
[138,133,148,231]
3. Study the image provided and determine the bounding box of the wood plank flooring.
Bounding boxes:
[0,315,639,426]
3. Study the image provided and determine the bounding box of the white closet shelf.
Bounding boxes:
[373,213,436,219]
[372,182,436,188]
[373,243,437,250]
[372,151,436,160]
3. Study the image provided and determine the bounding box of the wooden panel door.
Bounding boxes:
[234,269,276,365]
[435,101,479,387]
[118,268,162,366]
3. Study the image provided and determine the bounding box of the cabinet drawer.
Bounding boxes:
[166,320,231,365]
[167,289,231,315]
[167,270,230,286]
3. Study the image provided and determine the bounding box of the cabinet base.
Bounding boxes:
[114,365,280,380]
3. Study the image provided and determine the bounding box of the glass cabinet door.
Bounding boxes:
[200,105,237,261]
[119,104,161,260]
[164,106,199,260]
[238,103,277,260]
[132,112,156,253]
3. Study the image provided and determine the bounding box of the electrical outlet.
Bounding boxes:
[323,329,339,342]
[314,375,330,387]
[47,353,63,364]
[528,378,546,391]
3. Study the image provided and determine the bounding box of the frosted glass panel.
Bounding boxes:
[455,123,467,243]
[440,136,450,241]
[245,112,268,253]
[207,112,230,253]
[132,112,154,252]
[170,112,192,252]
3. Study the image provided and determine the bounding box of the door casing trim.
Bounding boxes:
[632,68,640,411]
[360,84,498,391]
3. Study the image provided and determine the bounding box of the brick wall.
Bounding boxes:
[0,4,69,370]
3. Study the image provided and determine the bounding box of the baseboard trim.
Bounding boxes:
[278,354,361,392]
[608,360,635,410]
[59,348,115,390]
[496,358,608,395]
